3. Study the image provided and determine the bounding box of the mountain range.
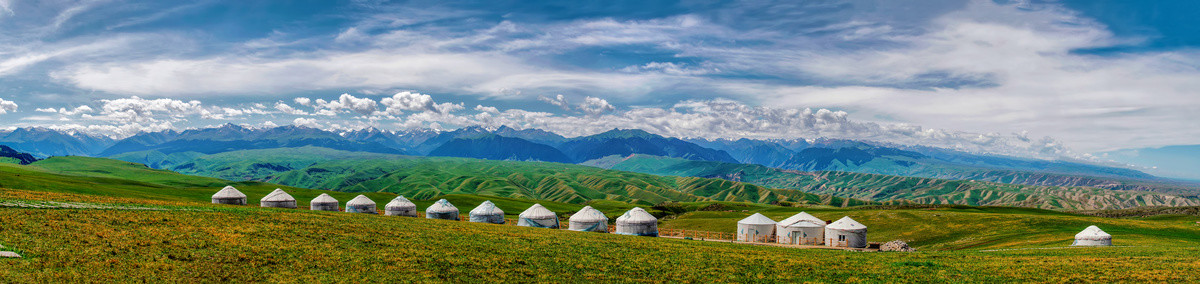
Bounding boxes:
[0,124,1195,196]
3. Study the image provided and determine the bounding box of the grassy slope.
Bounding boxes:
[171,147,872,207]
[603,154,1200,210]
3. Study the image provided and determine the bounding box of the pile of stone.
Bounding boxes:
[880,240,916,252]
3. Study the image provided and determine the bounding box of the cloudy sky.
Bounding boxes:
[1,0,1198,159]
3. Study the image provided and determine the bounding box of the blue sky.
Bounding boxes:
[1,0,1199,162]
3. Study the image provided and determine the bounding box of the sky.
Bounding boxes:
[1,0,1199,161]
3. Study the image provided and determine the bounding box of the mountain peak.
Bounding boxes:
[591,128,656,139]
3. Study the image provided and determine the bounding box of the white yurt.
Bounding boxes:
[345,195,377,214]
[426,199,459,220]
[776,212,825,245]
[615,207,658,237]
[824,216,868,248]
[384,195,418,217]
[568,206,609,233]
[736,213,777,242]
[211,186,247,205]
[517,204,559,229]
[1072,225,1112,246]
[310,193,340,211]
[259,188,297,209]
[469,200,506,224]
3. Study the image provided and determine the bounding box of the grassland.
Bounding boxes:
[3,154,1200,282]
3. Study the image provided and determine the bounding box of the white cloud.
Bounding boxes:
[313,93,377,115]
[293,117,320,128]
[538,94,570,110]
[577,96,614,116]
[0,98,17,114]
[379,91,436,114]
[34,105,93,116]
[294,97,312,106]
[274,102,308,115]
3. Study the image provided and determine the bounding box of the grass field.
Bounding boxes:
[3,155,1200,282]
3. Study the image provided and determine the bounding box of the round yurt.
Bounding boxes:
[345,195,377,214]
[776,212,825,245]
[1072,225,1112,246]
[568,206,609,233]
[517,204,559,228]
[426,199,459,220]
[736,213,777,242]
[310,193,340,211]
[211,186,247,205]
[259,188,297,209]
[384,196,418,217]
[469,200,506,224]
[824,216,868,248]
[615,207,658,237]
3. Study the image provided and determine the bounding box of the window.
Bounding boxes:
[838,235,846,241]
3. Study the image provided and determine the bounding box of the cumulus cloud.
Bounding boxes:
[538,94,570,110]
[274,102,308,115]
[313,93,377,115]
[0,98,17,114]
[380,91,437,114]
[293,117,320,128]
[35,105,94,116]
[577,96,614,116]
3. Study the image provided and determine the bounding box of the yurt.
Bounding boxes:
[211,186,247,205]
[1072,225,1112,246]
[259,188,297,209]
[384,196,418,217]
[469,200,506,224]
[615,207,658,237]
[517,204,559,228]
[345,195,377,214]
[310,193,340,211]
[426,199,459,220]
[568,206,609,233]
[736,213,777,242]
[776,212,825,245]
[824,216,868,248]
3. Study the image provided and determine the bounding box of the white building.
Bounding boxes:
[345,195,377,214]
[615,207,658,237]
[469,200,506,224]
[776,212,825,245]
[211,186,247,205]
[568,206,609,233]
[1072,225,1112,246]
[518,204,559,228]
[259,188,297,209]
[384,196,418,217]
[824,216,868,248]
[425,199,459,220]
[736,213,777,242]
[310,193,340,211]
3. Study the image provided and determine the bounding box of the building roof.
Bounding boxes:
[519,204,557,219]
[260,188,295,202]
[616,207,657,224]
[1075,225,1112,239]
[826,216,866,231]
[212,186,246,199]
[779,212,825,228]
[470,200,505,216]
[311,193,338,204]
[737,213,777,225]
[386,195,416,209]
[346,195,375,206]
[426,199,458,213]
[569,206,608,223]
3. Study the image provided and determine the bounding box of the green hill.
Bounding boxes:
[170,147,874,207]
[595,154,1200,210]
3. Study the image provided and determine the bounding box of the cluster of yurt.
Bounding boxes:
[736,212,869,248]
[1072,225,1112,246]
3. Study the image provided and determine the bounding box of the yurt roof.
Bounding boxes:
[569,206,608,222]
[470,200,505,215]
[260,189,295,202]
[427,199,458,213]
[519,204,557,219]
[213,186,246,199]
[737,213,777,225]
[347,195,376,206]
[826,216,866,231]
[616,207,657,224]
[311,193,338,203]
[780,212,824,228]
[1075,225,1112,238]
[386,196,416,208]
